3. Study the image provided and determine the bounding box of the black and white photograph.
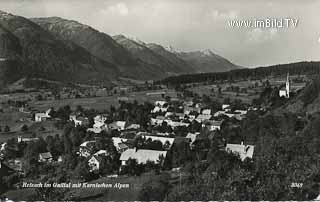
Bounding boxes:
[0,0,320,201]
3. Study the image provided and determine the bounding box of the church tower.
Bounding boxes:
[286,72,290,98]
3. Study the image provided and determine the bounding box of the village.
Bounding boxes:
[0,74,308,200]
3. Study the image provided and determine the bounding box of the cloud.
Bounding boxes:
[102,2,129,17]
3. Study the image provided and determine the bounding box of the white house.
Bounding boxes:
[151,106,168,113]
[87,121,108,134]
[88,155,103,172]
[155,101,167,107]
[94,115,108,124]
[38,152,53,163]
[70,114,89,126]
[201,109,211,115]
[166,120,190,128]
[150,116,166,126]
[126,123,140,130]
[112,137,129,153]
[17,136,39,143]
[79,141,96,157]
[222,104,231,110]
[108,121,126,131]
[225,143,255,161]
[120,149,167,166]
[35,109,51,122]
[186,132,200,145]
[202,120,223,131]
[196,114,212,123]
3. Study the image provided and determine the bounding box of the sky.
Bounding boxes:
[0,0,319,68]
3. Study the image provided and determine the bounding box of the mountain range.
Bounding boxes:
[0,10,239,87]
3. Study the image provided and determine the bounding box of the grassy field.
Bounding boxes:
[0,120,62,142]
[29,89,178,111]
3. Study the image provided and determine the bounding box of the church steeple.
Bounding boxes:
[286,72,290,98]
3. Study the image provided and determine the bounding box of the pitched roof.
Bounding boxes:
[120,149,167,164]
[39,152,52,159]
[196,114,212,121]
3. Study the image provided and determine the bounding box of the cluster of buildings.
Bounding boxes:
[73,99,255,173]
[0,97,256,177]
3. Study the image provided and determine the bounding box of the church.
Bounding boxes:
[279,73,290,98]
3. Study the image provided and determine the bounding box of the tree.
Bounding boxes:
[121,159,144,176]
[139,173,171,201]
[74,161,92,181]
[21,124,28,132]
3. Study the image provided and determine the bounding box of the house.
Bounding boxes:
[151,106,168,113]
[57,156,63,162]
[201,109,211,115]
[155,101,167,107]
[108,121,126,131]
[120,149,167,166]
[94,150,109,156]
[35,109,51,122]
[87,115,109,133]
[39,152,53,162]
[164,112,174,117]
[225,142,255,161]
[118,143,129,153]
[151,116,166,125]
[202,120,223,131]
[214,111,246,121]
[70,113,89,126]
[196,114,212,123]
[88,155,103,172]
[87,121,108,134]
[186,132,200,145]
[94,115,108,124]
[17,136,39,143]
[88,150,110,172]
[166,120,190,128]
[112,137,129,153]
[76,117,89,126]
[0,142,7,151]
[222,104,231,110]
[126,123,140,130]
[79,141,96,157]
[7,159,23,173]
[19,107,31,114]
